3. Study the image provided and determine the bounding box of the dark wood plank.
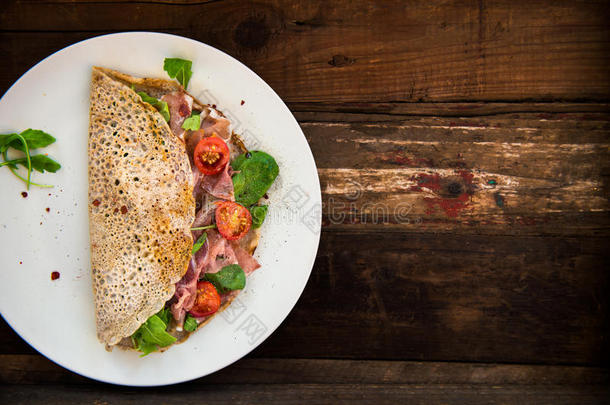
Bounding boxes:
[302,109,610,235]
[1,0,610,102]
[295,103,610,232]
[252,231,609,364]
[2,383,609,405]
[2,355,609,385]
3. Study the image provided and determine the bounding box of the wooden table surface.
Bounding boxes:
[1,1,609,403]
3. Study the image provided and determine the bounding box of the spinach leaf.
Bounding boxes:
[232,151,279,206]
[137,91,170,122]
[205,264,246,294]
[131,310,176,356]
[2,154,61,173]
[182,113,201,131]
[0,129,56,152]
[183,315,198,332]
[250,205,268,229]
[192,232,207,255]
[163,58,193,89]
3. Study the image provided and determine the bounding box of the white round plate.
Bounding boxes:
[0,32,321,386]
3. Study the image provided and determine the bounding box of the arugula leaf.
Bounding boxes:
[250,205,268,229]
[0,133,17,151]
[1,128,60,189]
[0,129,55,152]
[2,154,61,173]
[131,312,176,356]
[1,133,32,188]
[156,307,172,325]
[137,91,170,122]
[182,113,201,131]
[192,232,207,255]
[205,264,246,294]
[183,315,198,332]
[163,58,193,88]
[191,224,217,231]
[2,150,52,188]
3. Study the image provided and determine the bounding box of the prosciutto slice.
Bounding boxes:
[201,230,261,274]
[169,229,260,324]
[200,114,231,140]
[201,163,235,201]
[170,241,208,325]
[161,91,193,140]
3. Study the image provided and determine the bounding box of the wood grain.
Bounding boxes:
[248,231,610,364]
[298,109,610,235]
[1,0,610,103]
[3,383,609,405]
[3,355,609,385]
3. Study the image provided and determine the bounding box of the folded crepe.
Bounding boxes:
[88,67,265,350]
[88,67,196,346]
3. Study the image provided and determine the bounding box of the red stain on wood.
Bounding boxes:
[414,170,474,217]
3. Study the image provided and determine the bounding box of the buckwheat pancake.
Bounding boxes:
[88,67,195,346]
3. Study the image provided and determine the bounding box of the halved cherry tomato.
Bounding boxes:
[215,201,252,241]
[193,135,230,175]
[189,281,221,317]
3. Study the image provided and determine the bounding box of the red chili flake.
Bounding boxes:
[240,100,245,105]
[120,205,128,214]
[19,261,22,265]
[21,192,28,198]
[113,207,119,214]
[179,103,190,117]
[51,271,60,280]
[212,104,217,109]
[45,207,50,213]
[92,199,101,206]
[48,193,51,196]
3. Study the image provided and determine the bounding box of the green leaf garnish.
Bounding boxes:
[250,205,268,229]
[182,113,201,131]
[163,58,193,88]
[1,154,61,173]
[192,232,207,255]
[131,308,176,356]
[183,315,198,332]
[205,264,246,294]
[0,129,56,152]
[137,91,170,122]
[1,133,32,189]
[1,128,61,189]
[156,307,172,326]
